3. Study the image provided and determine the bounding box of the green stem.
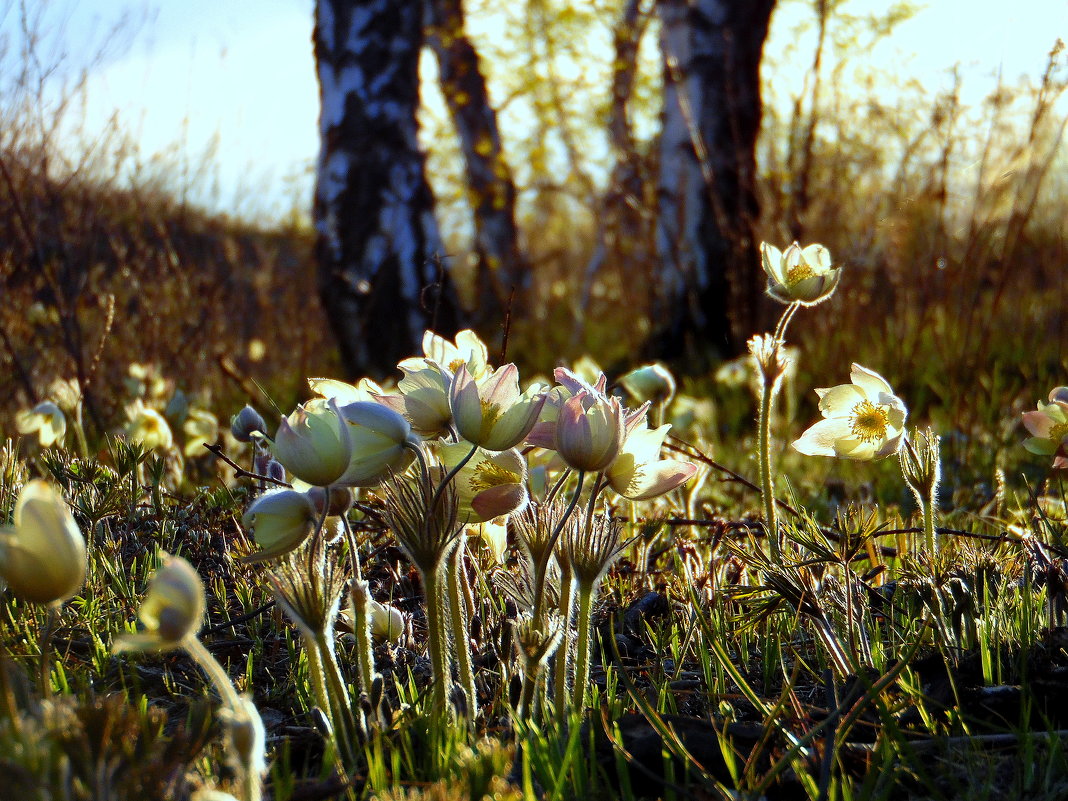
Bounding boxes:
[553,563,574,726]
[304,635,355,772]
[531,472,585,625]
[422,564,452,718]
[572,583,596,714]
[758,372,780,564]
[446,538,478,721]
[314,627,363,755]
[429,441,478,517]
[772,301,801,342]
[39,604,58,700]
[350,583,377,699]
[922,494,937,555]
[183,635,242,710]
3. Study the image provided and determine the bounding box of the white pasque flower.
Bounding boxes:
[126,399,174,451]
[761,241,841,306]
[792,364,907,460]
[16,401,67,448]
[1022,386,1068,469]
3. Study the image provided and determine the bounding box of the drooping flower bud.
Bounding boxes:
[115,554,205,652]
[619,363,677,406]
[242,489,319,562]
[336,401,417,486]
[230,405,267,443]
[273,399,351,486]
[0,480,86,605]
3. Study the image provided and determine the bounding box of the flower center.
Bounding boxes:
[448,358,465,373]
[471,460,519,491]
[849,400,890,443]
[1049,421,1068,444]
[786,261,814,284]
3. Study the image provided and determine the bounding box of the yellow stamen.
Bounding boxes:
[849,399,890,443]
[448,358,466,372]
[1049,421,1068,444]
[470,460,519,491]
[786,260,814,284]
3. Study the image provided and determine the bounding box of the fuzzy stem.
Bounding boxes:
[446,538,478,721]
[531,472,586,625]
[922,494,937,555]
[572,582,596,714]
[183,635,242,710]
[422,563,452,718]
[552,564,574,726]
[39,604,59,700]
[314,627,364,753]
[304,635,355,772]
[350,583,377,699]
[758,371,781,564]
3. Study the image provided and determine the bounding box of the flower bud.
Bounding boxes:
[368,597,405,643]
[115,554,205,652]
[336,401,416,486]
[273,399,352,486]
[620,363,676,406]
[230,405,267,443]
[555,391,624,472]
[242,489,318,562]
[307,485,355,518]
[0,480,86,604]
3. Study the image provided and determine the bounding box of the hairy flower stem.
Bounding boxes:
[446,538,478,721]
[531,472,586,626]
[571,582,596,714]
[758,376,781,564]
[183,635,268,800]
[758,303,800,565]
[552,565,574,726]
[350,583,378,700]
[38,605,58,700]
[305,637,357,772]
[314,628,364,755]
[422,564,452,719]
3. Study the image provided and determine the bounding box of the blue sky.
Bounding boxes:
[3,0,1065,220]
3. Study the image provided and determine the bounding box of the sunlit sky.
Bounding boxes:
[3,0,1066,220]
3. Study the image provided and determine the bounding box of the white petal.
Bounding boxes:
[792,418,853,456]
[850,364,893,399]
[817,384,864,417]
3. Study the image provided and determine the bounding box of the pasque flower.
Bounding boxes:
[1022,386,1068,469]
[242,489,319,561]
[792,363,907,460]
[336,401,417,486]
[273,399,352,486]
[402,328,491,379]
[620,363,677,406]
[440,441,528,522]
[126,400,174,451]
[115,554,205,652]
[450,363,545,451]
[606,423,697,500]
[761,241,841,306]
[554,391,625,472]
[0,480,86,604]
[375,362,454,439]
[16,402,67,448]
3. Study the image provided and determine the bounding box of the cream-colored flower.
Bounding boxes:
[554,391,625,472]
[0,480,86,604]
[468,516,509,564]
[1022,386,1068,469]
[114,554,205,652]
[606,423,697,500]
[761,241,841,306]
[336,401,417,486]
[376,362,454,438]
[242,489,319,562]
[620,363,676,406]
[792,364,907,460]
[368,597,405,643]
[440,442,528,523]
[126,400,174,451]
[450,364,546,451]
[401,328,492,380]
[182,409,218,457]
[273,399,352,486]
[308,376,385,404]
[16,401,67,448]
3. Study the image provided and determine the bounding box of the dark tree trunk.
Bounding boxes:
[314,0,463,379]
[654,0,775,363]
[425,0,526,321]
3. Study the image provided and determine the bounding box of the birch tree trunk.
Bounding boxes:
[314,0,462,378]
[425,0,526,319]
[654,0,775,361]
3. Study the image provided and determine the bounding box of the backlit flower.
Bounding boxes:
[375,362,454,438]
[182,409,218,457]
[792,363,907,460]
[336,401,417,486]
[368,597,405,643]
[114,554,205,652]
[1022,386,1068,469]
[441,441,528,522]
[126,399,173,451]
[242,489,319,561]
[606,423,697,500]
[16,401,66,448]
[402,328,491,380]
[620,363,676,406]
[0,480,86,604]
[450,364,545,451]
[273,399,352,486]
[554,391,625,472]
[308,376,385,404]
[468,516,509,564]
[761,241,841,306]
